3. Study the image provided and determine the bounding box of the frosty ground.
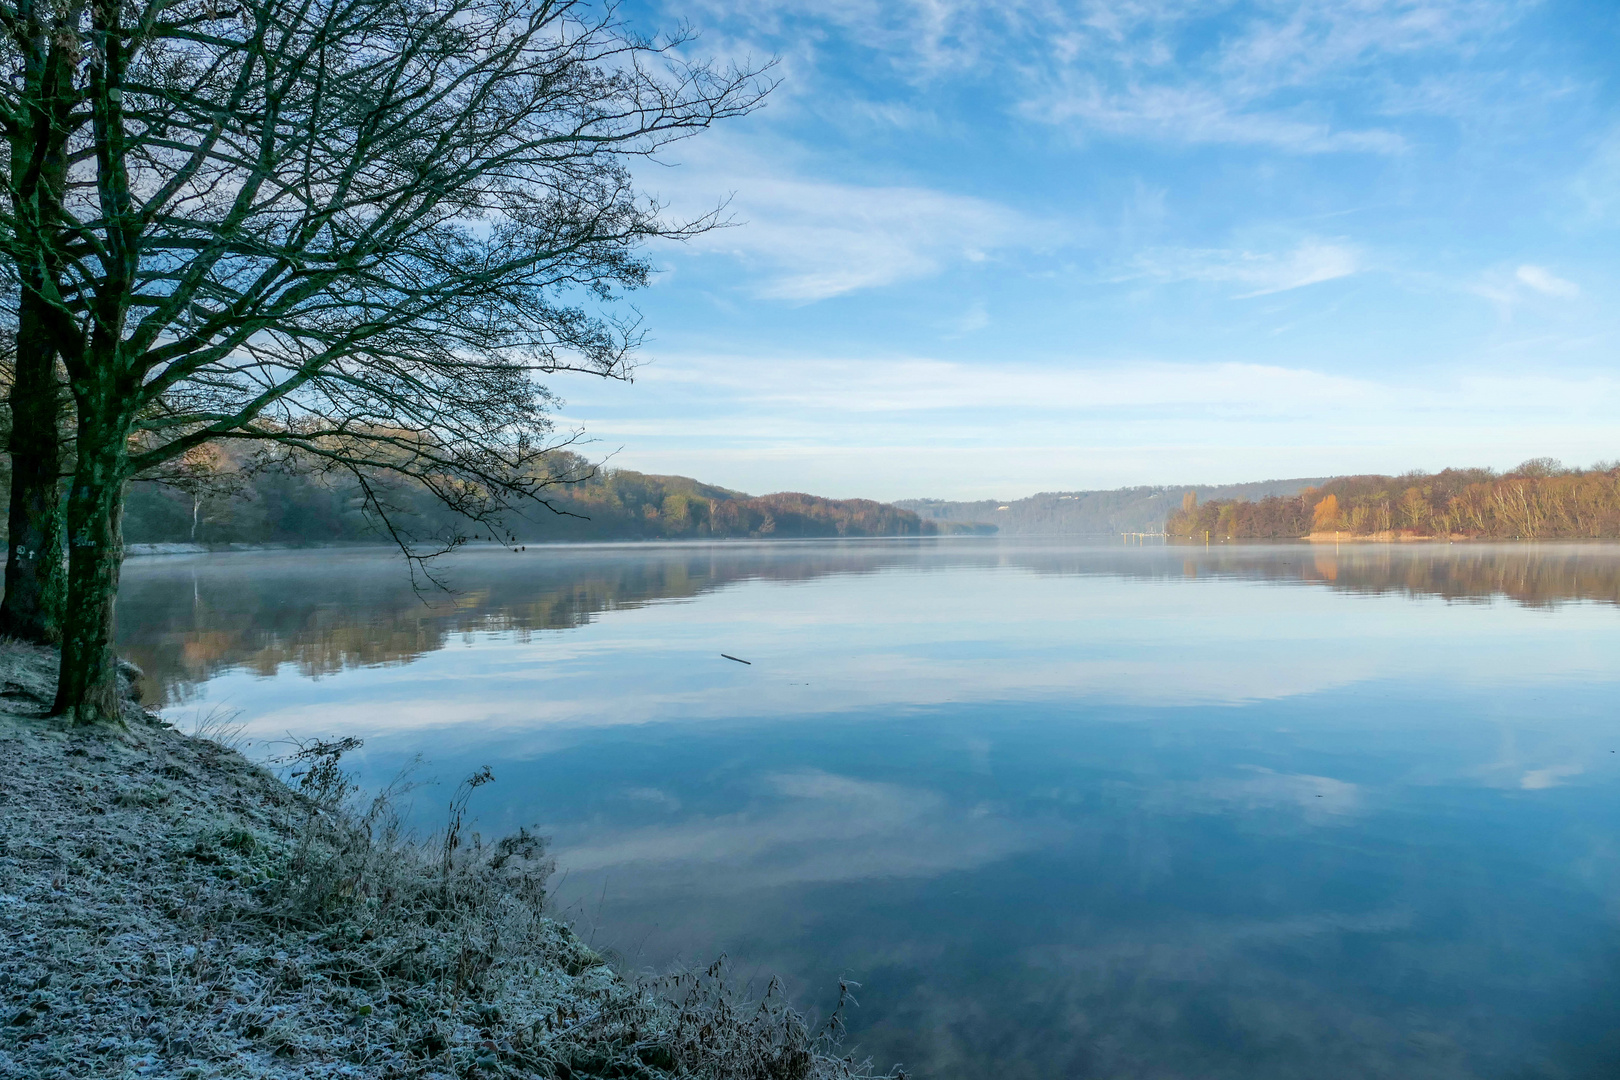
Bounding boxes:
[0,642,892,1080]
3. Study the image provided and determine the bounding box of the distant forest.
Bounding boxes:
[107,448,984,545]
[897,477,1327,535]
[1167,460,1620,540]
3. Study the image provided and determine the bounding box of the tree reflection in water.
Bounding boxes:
[117,540,1620,706]
[111,539,1620,1079]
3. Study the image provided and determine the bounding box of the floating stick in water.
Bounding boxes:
[721,654,752,665]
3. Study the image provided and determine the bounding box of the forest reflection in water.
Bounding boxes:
[112,539,1620,1079]
[118,539,1620,704]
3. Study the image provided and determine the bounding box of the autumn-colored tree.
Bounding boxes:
[1312,494,1340,533]
[1399,487,1430,532]
[1166,463,1620,542]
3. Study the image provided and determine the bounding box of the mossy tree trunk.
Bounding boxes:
[51,0,138,726]
[1,293,66,643]
[1,12,80,644]
[52,369,131,724]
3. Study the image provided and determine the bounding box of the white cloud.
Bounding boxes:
[636,355,1380,414]
[692,178,1036,301]
[1515,264,1580,298]
[607,351,1620,428]
[1027,80,1405,154]
[1470,263,1584,309]
[687,0,1525,153]
[555,349,1620,499]
[1070,0,1532,152]
[1125,240,1361,296]
[652,143,1046,301]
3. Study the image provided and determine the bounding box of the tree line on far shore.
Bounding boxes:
[1167,460,1620,540]
[103,447,964,544]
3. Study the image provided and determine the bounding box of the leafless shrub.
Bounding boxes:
[186,704,248,750]
[256,738,905,1078]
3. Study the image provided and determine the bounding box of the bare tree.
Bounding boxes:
[1,0,768,721]
[140,441,245,542]
[0,1,83,643]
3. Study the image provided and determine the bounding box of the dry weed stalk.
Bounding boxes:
[255,737,905,1079]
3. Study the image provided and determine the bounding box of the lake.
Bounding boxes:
[114,539,1620,1079]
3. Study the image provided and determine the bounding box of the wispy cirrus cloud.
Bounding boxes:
[683,0,1530,153]
[613,357,1620,431]
[1023,0,1526,152]
[1471,263,1584,308]
[639,0,1555,308]
[1515,265,1580,298]
[557,350,1620,498]
[632,355,1383,415]
[607,0,1617,499]
[652,144,1050,301]
[689,177,1036,301]
[1122,240,1362,296]
[1025,83,1406,154]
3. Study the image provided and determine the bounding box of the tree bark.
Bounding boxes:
[52,397,129,725]
[1,291,66,642]
[2,15,78,644]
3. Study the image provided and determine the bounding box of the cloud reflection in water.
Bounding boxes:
[115,541,1620,1078]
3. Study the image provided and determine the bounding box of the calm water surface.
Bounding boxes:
[115,540,1620,1079]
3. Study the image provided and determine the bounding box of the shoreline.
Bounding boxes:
[121,535,998,559]
[0,643,889,1080]
[1303,531,1469,543]
[1166,533,1601,544]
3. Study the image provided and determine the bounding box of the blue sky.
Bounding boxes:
[547,0,1620,501]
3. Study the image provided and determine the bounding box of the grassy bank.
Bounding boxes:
[0,643,896,1080]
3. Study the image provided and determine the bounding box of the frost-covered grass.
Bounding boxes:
[0,644,902,1080]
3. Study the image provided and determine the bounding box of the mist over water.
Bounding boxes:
[117,541,1620,1079]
